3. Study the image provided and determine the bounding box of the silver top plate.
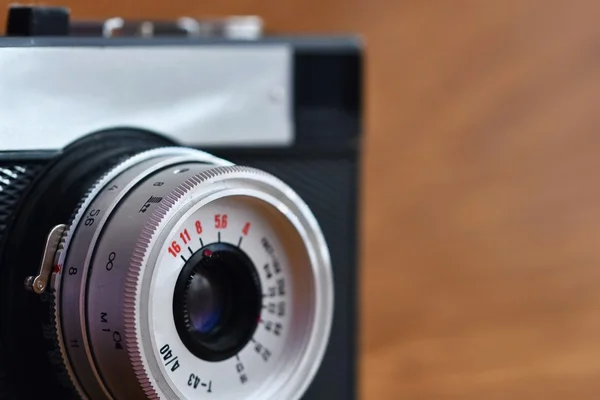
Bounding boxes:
[0,45,292,151]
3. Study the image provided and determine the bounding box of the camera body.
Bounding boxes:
[0,6,361,399]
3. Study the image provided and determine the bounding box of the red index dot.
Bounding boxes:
[242,222,251,236]
[203,249,212,257]
[53,264,61,273]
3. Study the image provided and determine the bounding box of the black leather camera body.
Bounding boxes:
[0,6,361,400]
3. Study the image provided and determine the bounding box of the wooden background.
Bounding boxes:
[5,1,600,398]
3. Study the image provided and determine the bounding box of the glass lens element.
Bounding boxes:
[186,273,224,334]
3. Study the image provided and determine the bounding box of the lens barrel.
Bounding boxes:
[44,147,333,400]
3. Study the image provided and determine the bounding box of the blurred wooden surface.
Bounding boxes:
[6,1,600,398]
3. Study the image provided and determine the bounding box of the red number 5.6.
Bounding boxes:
[215,214,228,229]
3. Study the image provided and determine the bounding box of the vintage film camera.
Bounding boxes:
[0,5,362,399]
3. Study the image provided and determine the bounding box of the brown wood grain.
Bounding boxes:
[5,1,600,398]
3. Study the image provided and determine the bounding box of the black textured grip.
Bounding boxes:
[0,160,51,399]
[0,162,46,246]
[0,130,175,399]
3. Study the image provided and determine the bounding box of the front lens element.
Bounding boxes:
[173,242,262,362]
[187,271,224,334]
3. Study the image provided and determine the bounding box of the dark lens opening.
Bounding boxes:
[186,271,226,334]
[173,242,262,362]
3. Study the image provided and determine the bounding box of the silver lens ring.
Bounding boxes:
[53,147,333,400]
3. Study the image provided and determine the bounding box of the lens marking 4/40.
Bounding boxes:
[160,344,181,373]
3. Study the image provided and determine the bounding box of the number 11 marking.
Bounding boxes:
[180,229,191,244]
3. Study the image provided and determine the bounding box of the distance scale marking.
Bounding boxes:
[150,196,293,399]
[85,163,208,399]
[56,154,189,399]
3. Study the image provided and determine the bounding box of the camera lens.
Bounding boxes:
[44,147,333,400]
[173,243,262,362]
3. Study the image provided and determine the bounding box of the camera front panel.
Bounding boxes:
[0,34,361,400]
